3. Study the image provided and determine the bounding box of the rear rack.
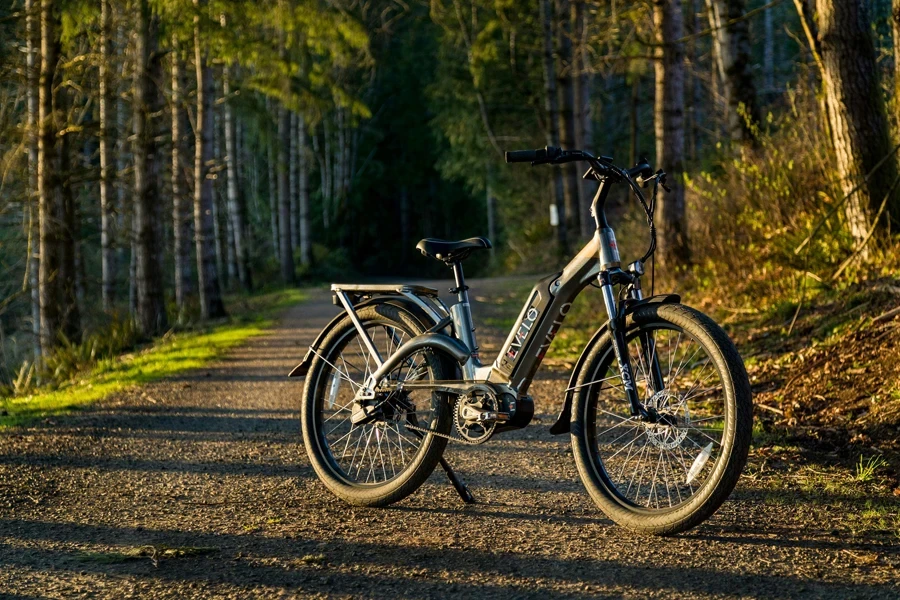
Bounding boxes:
[331,283,440,303]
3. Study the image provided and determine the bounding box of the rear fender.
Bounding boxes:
[548,294,680,435]
[288,296,448,378]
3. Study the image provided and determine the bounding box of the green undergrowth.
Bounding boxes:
[0,288,307,428]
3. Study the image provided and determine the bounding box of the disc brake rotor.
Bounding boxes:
[643,389,688,450]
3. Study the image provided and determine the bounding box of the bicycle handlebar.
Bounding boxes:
[505,146,654,182]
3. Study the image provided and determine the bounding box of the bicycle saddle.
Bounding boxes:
[416,237,492,263]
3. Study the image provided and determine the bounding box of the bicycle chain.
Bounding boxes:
[402,420,485,446]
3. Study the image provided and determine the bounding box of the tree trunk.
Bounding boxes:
[25,0,41,358]
[193,0,226,319]
[171,37,192,318]
[574,0,594,239]
[818,0,900,242]
[289,111,299,252]
[133,0,168,335]
[116,21,129,310]
[764,0,775,94]
[57,112,81,341]
[312,129,329,229]
[267,139,280,260]
[99,0,115,312]
[223,63,251,290]
[323,119,333,229]
[556,0,581,240]
[654,0,690,268]
[277,105,295,283]
[705,0,759,144]
[541,0,568,253]
[38,0,65,351]
[486,165,497,259]
[893,0,900,104]
[298,113,311,265]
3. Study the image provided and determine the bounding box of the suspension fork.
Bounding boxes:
[630,285,665,394]
[597,271,644,417]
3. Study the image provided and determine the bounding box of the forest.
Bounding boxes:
[0,0,899,396]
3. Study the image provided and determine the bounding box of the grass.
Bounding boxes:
[856,454,889,483]
[0,288,307,428]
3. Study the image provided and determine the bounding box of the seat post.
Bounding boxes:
[448,262,479,367]
[450,262,469,305]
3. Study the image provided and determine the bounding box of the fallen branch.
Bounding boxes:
[873,306,900,323]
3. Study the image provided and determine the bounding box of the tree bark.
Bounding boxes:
[541,0,568,253]
[277,105,295,283]
[133,0,168,335]
[99,0,115,312]
[267,139,280,260]
[818,0,900,242]
[223,62,251,290]
[893,0,900,104]
[193,0,226,319]
[705,0,759,144]
[573,0,594,239]
[171,37,192,318]
[556,0,581,240]
[654,0,690,268]
[38,0,77,351]
[25,0,41,358]
[764,0,775,94]
[289,111,299,252]
[298,113,311,265]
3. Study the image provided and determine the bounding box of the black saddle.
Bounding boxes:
[416,237,492,263]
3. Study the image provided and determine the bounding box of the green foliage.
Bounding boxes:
[855,454,888,483]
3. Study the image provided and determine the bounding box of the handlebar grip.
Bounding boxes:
[505,149,537,163]
[625,162,653,180]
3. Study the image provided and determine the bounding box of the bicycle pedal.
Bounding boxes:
[477,411,510,423]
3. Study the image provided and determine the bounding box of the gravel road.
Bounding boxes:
[1,280,897,599]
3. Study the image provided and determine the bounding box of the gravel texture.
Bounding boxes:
[1,280,897,599]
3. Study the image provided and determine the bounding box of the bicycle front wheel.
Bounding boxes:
[571,303,752,535]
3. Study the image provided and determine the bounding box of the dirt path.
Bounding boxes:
[1,281,897,599]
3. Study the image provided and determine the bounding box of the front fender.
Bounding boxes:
[548,294,680,435]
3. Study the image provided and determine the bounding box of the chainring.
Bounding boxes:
[453,393,497,445]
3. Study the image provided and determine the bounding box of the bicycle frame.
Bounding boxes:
[335,173,656,422]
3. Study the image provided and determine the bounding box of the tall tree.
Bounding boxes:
[818,0,900,243]
[654,0,689,268]
[541,0,568,254]
[133,0,168,335]
[38,0,79,351]
[171,37,192,318]
[277,104,295,283]
[893,0,900,103]
[193,0,226,319]
[705,0,759,144]
[574,0,594,239]
[223,60,251,290]
[298,113,311,266]
[99,0,115,311]
[557,0,581,241]
[25,0,41,357]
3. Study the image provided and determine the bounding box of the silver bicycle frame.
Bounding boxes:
[334,173,634,401]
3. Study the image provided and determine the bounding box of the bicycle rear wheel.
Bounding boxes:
[300,303,453,506]
[571,303,752,535]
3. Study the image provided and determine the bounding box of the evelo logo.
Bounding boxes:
[506,306,539,360]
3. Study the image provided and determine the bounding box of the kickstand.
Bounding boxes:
[408,429,475,504]
[439,456,476,504]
